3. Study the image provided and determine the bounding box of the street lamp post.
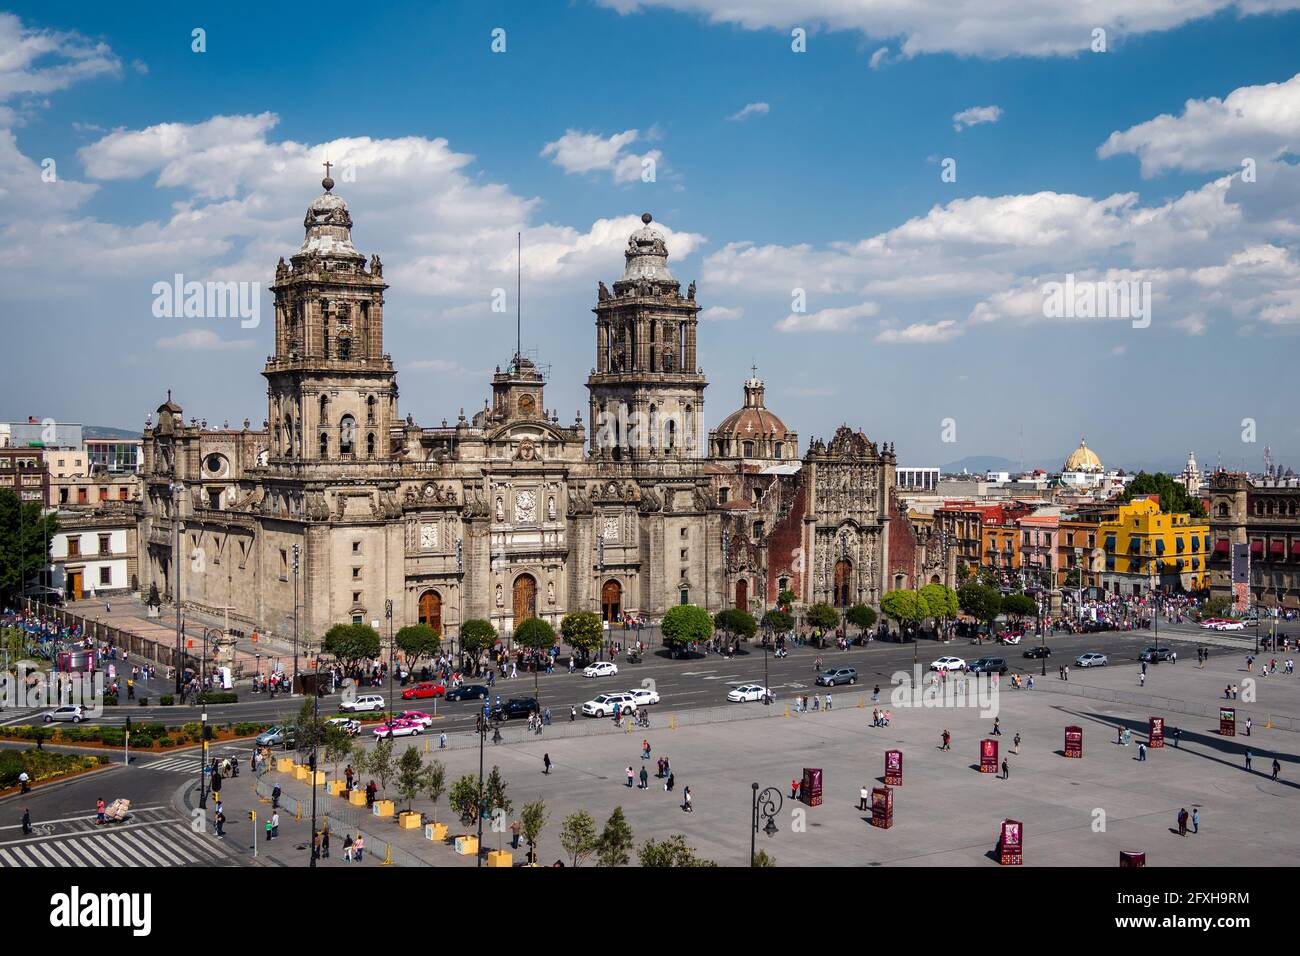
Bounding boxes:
[198,626,219,809]
[309,656,320,868]
[750,782,782,865]
[171,481,185,694]
[476,698,488,868]
[385,599,395,741]
[291,545,300,695]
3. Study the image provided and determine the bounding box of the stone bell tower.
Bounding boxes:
[265,164,397,462]
[587,213,707,461]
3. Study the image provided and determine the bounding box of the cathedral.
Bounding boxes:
[137,174,918,647]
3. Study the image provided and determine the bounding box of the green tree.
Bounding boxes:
[514,617,557,655]
[348,742,370,780]
[394,624,441,671]
[425,759,447,826]
[661,604,714,651]
[560,611,604,662]
[395,746,426,813]
[880,589,926,625]
[845,604,877,634]
[1000,593,1036,623]
[0,490,59,601]
[919,583,959,621]
[958,582,1002,625]
[290,698,326,757]
[559,810,599,866]
[776,588,796,609]
[449,773,480,824]
[715,607,757,641]
[1200,595,1233,619]
[459,619,497,659]
[368,738,396,796]
[483,765,512,819]
[596,806,635,867]
[761,608,794,634]
[321,623,381,670]
[1118,472,1207,519]
[752,848,776,867]
[637,834,717,867]
[323,723,352,780]
[806,602,839,632]
[521,799,547,865]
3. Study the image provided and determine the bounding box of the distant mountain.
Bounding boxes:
[940,455,1029,474]
[83,425,142,440]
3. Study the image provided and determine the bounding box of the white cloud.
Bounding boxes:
[728,102,769,122]
[700,305,743,320]
[156,329,254,351]
[1099,73,1300,177]
[953,105,1002,131]
[540,128,661,183]
[777,301,877,333]
[868,47,891,69]
[594,0,1298,59]
[0,13,121,102]
[875,320,963,344]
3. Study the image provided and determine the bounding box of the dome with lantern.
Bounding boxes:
[1063,438,1103,474]
[709,368,798,463]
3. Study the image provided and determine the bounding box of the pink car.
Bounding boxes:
[399,711,434,728]
[372,718,422,739]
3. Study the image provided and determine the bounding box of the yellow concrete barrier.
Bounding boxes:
[454,835,479,856]
[425,822,448,841]
[276,757,295,773]
[398,811,422,829]
[486,850,512,867]
[372,799,395,818]
[293,765,310,781]
[326,780,345,796]
[348,790,367,807]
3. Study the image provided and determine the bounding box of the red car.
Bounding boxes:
[401,681,446,701]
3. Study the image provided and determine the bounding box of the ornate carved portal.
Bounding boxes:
[601,579,622,622]
[513,574,537,624]
[418,589,442,633]
[834,559,852,607]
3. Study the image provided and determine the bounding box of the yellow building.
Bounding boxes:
[1098,497,1211,596]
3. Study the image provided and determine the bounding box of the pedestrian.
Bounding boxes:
[639,765,649,790]
[642,739,651,759]
[1245,716,1252,737]
[215,808,225,837]
[1177,808,1187,837]
[271,810,279,839]
[543,753,552,775]
[354,834,365,861]
[1001,758,1009,780]
[682,786,693,812]
[321,826,330,858]
[344,834,354,862]
[825,693,833,711]
[941,729,951,751]
[1172,726,1182,748]
[1138,671,1145,688]
[510,819,521,849]
[1059,665,1064,680]
[1064,665,1069,681]
[1272,757,1280,780]
[1141,660,1147,675]
[1191,808,1199,834]
[626,766,634,788]
[1012,732,1021,754]
[439,732,446,750]
[872,684,880,703]
[1137,742,1147,762]
[265,818,273,843]
[791,778,800,799]
[992,717,1002,736]
[666,772,675,792]
[570,705,577,721]
[859,785,869,810]
[96,797,106,824]
[21,808,31,835]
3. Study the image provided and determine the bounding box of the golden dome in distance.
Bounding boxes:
[1064,437,1103,473]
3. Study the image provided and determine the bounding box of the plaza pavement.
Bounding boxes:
[248,650,1300,867]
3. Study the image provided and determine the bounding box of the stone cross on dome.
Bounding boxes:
[322,159,334,192]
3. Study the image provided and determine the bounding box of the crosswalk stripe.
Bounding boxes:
[135,829,190,865]
[43,842,79,866]
[104,832,150,866]
[59,840,102,867]
[95,834,137,867]
[23,843,56,866]
[9,845,37,866]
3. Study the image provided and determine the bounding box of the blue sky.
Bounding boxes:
[2,1,1299,472]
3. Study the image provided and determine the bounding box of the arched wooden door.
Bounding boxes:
[513,574,537,624]
[601,579,622,622]
[735,577,748,610]
[418,589,442,633]
[833,559,852,607]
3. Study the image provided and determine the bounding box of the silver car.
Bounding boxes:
[1075,652,1108,668]
[43,705,85,723]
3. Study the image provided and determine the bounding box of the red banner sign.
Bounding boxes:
[1148,717,1164,748]
[999,819,1023,865]
[884,750,903,786]
[1219,707,1236,736]
[1064,726,1083,758]
[980,738,998,773]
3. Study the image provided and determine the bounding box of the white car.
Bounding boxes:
[340,694,386,713]
[43,705,85,723]
[929,656,967,672]
[581,693,638,717]
[1218,621,1246,631]
[583,661,619,678]
[628,687,661,707]
[727,684,774,703]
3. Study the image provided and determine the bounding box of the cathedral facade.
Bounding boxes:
[136,176,912,648]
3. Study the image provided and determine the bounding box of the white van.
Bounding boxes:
[340,694,385,713]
